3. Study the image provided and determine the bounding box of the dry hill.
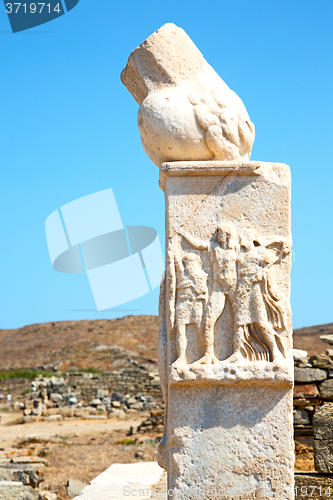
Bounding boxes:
[0,316,332,372]
[0,316,159,372]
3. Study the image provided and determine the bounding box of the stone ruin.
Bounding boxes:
[122,23,293,500]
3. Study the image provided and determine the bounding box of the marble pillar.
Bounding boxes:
[121,23,294,500]
[158,160,294,499]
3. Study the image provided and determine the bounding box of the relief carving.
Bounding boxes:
[169,223,291,368]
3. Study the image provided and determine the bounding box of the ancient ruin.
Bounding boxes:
[122,23,294,500]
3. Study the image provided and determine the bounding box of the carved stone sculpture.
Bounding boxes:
[122,23,294,500]
[121,23,255,167]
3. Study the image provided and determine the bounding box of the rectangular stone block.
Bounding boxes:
[294,383,319,399]
[313,403,333,473]
[158,161,294,499]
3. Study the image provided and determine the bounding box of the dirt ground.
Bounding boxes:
[1,410,162,499]
[1,408,316,500]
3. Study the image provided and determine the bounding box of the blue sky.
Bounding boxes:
[0,0,332,330]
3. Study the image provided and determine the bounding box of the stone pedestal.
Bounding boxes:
[158,161,294,500]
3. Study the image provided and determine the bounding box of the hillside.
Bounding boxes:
[0,316,159,372]
[293,322,333,355]
[0,316,332,372]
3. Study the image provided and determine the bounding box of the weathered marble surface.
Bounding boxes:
[73,462,165,500]
[122,23,294,500]
[158,161,294,499]
[121,23,254,167]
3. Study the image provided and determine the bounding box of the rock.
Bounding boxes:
[0,484,39,500]
[67,478,86,498]
[91,399,102,407]
[126,397,136,406]
[144,402,157,410]
[0,481,23,486]
[320,334,333,345]
[74,408,96,418]
[294,383,319,399]
[327,350,333,356]
[58,407,74,418]
[111,401,121,408]
[130,402,144,410]
[50,377,66,387]
[313,403,333,440]
[96,389,108,399]
[310,355,333,369]
[111,392,123,402]
[292,349,308,360]
[28,469,44,488]
[43,414,62,422]
[294,367,327,382]
[294,397,320,407]
[0,470,29,484]
[49,393,63,403]
[39,491,58,500]
[109,409,126,419]
[294,409,311,426]
[67,396,77,406]
[313,403,333,472]
[31,408,42,416]
[23,416,39,423]
[319,379,333,399]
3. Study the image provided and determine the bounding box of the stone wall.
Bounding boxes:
[294,352,333,439]
[21,364,163,421]
[65,366,162,404]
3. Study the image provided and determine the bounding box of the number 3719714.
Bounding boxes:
[5,3,62,14]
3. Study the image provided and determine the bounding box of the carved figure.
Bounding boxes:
[178,225,291,364]
[229,230,291,363]
[121,23,255,167]
[179,223,239,364]
[172,251,208,367]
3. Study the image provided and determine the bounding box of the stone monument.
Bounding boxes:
[122,23,294,500]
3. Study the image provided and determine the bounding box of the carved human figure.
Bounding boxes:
[172,252,208,367]
[229,230,291,363]
[179,223,239,365]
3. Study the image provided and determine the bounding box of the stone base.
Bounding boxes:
[167,384,294,499]
[170,360,293,385]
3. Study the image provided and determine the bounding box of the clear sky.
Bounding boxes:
[0,0,332,330]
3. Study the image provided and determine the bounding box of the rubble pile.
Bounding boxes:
[22,365,163,422]
[0,438,56,500]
